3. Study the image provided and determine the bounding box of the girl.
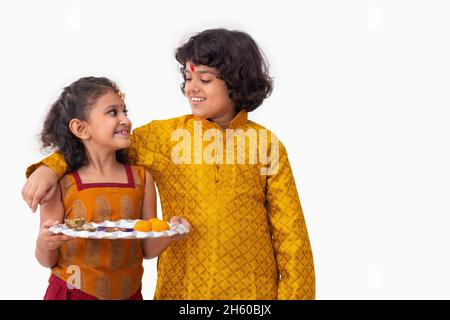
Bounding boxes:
[34,77,189,300]
[24,29,315,299]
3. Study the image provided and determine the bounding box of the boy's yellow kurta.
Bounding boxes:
[27,110,315,299]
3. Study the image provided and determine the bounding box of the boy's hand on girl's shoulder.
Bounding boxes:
[22,165,58,212]
[37,219,74,252]
[169,216,191,241]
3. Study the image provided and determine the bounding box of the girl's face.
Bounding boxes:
[184,62,236,121]
[83,90,132,151]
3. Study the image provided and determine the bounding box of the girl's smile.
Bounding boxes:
[113,126,131,137]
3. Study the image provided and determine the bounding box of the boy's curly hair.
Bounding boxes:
[41,76,127,172]
[175,28,273,112]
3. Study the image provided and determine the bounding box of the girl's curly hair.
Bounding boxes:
[175,28,273,112]
[41,76,127,172]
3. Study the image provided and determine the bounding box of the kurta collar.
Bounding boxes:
[193,110,248,130]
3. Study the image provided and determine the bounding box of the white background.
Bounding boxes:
[1,0,449,299]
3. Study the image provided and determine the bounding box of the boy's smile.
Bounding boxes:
[190,96,207,105]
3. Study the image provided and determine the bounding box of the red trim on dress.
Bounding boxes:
[73,164,135,191]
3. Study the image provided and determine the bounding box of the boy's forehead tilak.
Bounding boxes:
[186,63,218,76]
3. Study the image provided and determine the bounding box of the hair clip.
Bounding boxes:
[112,82,125,100]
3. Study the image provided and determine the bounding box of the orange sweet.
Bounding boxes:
[133,220,152,232]
[149,218,170,232]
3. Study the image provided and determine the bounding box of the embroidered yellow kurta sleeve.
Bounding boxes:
[26,151,67,179]
[266,142,316,299]
[126,122,157,170]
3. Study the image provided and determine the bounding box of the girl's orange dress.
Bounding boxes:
[48,164,145,300]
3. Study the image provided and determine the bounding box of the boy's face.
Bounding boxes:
[184,62,236,122]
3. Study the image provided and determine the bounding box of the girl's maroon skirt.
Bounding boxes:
[44,274,143,300]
